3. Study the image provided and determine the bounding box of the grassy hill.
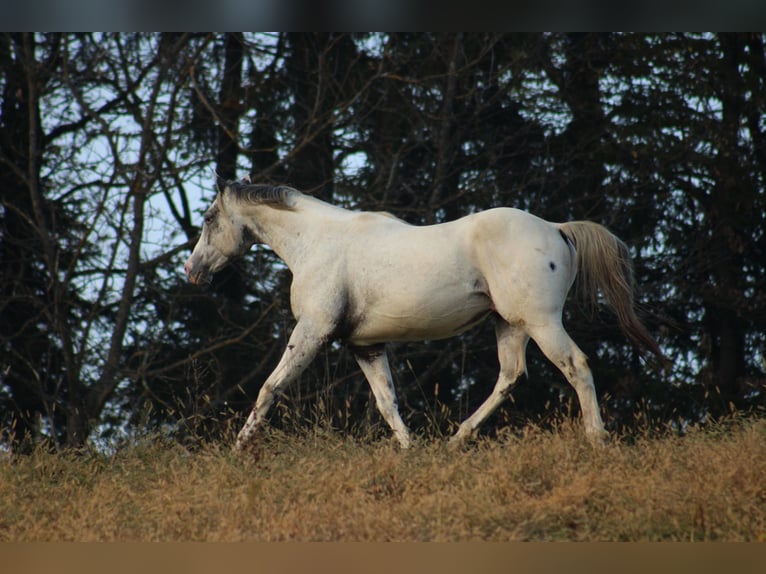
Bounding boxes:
[1,418,764,541]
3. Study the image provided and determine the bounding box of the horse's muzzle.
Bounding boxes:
[184,258,209,285]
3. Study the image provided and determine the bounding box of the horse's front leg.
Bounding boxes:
[234,319,322,452]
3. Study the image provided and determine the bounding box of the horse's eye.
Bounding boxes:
[203,214,213,225]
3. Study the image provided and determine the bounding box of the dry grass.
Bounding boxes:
[1,418,765,541]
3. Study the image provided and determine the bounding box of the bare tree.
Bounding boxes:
[2,33,764,449]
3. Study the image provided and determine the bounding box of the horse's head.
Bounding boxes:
[183,176,258,285]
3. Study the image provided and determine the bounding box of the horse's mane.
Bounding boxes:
[224,179,299,210]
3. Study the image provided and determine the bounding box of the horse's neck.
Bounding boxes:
[246,196,345,269]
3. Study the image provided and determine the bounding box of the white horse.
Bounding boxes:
[184,177,664,451]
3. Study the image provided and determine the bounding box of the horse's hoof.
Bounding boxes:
[586,429,610,448]
[233,428,265,459]
[233,439,262,463]
[447,432,470,450]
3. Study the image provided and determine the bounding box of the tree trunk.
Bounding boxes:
[216,33,244,180]
[428,33,462,221]
[704,34,748,408]
[285,33,336,201]
[0,34,49,449]
[546,33,608,220]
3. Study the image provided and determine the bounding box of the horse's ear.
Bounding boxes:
[215,173,228,194]
[241,174,252,184]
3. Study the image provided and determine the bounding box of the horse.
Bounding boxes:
[184,176,665,451]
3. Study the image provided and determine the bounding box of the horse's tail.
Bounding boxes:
[558,220,666,364]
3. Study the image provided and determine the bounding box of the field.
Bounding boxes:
[1,417,765,542]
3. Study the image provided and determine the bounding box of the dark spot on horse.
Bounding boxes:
[330,293,362,342]
[287,344,295,351]
[549,261,556,271]
[471,276,492,296]
[564,355,579,379]
[241,225,258,247]
[350,343,385,363]
[557,358,575,380]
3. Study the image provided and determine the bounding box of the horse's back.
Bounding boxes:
[343,206,568,287]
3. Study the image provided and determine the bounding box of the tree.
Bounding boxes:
[2,33,764,450]
[1,33,212,447]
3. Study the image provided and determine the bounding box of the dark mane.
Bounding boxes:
[223,179,298,209]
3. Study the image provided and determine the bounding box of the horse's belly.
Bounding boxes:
[348,288,492,345]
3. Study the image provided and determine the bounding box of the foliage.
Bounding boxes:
[1,33,765,449]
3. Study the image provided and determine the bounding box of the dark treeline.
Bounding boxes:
[1,33,764,449]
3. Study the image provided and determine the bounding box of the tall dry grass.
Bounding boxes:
[1,417,765,541]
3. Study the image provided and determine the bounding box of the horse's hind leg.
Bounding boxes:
[352,344,412,449]
[527,321,607,444]
[450,319,528,445]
